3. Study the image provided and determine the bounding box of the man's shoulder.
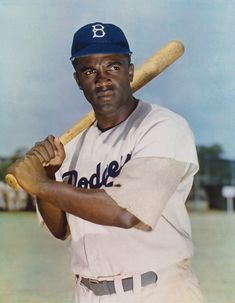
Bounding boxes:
[138,100,191,131]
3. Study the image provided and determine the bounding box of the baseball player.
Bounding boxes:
[8,22,203,302]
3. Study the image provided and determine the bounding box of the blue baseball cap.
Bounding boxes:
[70,22,132,61]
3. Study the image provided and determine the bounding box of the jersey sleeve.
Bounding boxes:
[104,157,188,230]
[132,111,198,173]
[105,111,198,230]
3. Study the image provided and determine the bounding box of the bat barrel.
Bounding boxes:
[131,40,184,92]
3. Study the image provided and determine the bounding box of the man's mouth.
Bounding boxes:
[96,89,114,98]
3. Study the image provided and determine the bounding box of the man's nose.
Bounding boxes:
[95,71,111,88]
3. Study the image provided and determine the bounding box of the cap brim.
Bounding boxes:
[70,43,132,61]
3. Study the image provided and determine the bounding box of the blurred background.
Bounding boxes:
[1,1,235,302]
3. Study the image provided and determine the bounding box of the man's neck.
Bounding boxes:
[96,98,139,130]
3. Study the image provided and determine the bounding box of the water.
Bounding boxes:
[0,211,235,303]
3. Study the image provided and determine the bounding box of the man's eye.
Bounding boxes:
[84,69,96,76]
[109,65,120,71]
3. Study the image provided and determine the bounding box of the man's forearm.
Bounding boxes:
[37,198,68,239]
[7,153,139,229]
[36,179,139,229]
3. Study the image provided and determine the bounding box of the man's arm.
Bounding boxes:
[7,147,140,233]
[37,180,140,229]
[36,199,68,240]
[25,136,69,239]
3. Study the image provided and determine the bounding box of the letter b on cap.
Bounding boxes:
[92,24,106,38]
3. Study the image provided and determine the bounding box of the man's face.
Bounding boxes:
[73,54,134,116]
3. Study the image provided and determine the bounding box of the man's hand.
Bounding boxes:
[27,135,65,178]
[6,135,65,195]
[6,154,50,196]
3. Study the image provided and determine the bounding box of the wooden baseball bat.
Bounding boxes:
[5,40,184,190]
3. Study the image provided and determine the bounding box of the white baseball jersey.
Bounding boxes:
[53,100,198,278]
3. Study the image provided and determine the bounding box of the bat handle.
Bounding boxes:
[5,174,21,190]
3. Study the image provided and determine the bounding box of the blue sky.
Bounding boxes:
[1,0,235,159]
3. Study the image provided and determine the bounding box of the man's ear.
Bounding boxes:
[128,63,134,82]
[73,72,82,90]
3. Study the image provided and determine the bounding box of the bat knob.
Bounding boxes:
[5,174,21,190]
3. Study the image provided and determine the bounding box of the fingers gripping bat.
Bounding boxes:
[5,40,185,190]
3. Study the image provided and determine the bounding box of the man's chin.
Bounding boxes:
[94,104,115,115]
